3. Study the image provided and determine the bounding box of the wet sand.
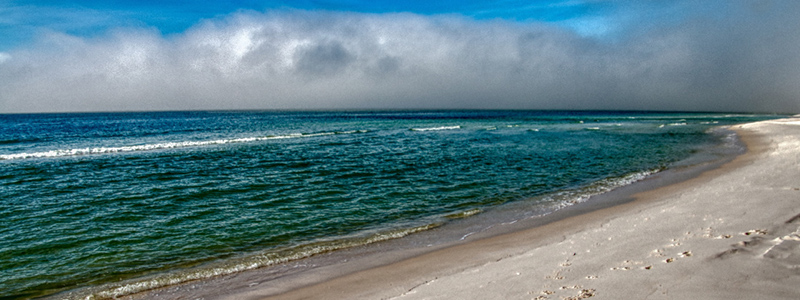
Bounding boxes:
[126,117,800,300]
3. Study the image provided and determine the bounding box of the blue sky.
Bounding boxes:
[1,1,799,113]
[1,0,613,51]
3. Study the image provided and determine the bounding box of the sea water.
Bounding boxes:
[0,111,781,299]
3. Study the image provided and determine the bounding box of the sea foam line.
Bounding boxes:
[0,130,367,160]
[410,125,461,131]
[77,223,439,300]
[545,169,660,210]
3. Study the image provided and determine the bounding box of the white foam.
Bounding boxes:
[79,223,437,300]
[544,169,659,210]
[410,125,461,131]
[0,130,367,160]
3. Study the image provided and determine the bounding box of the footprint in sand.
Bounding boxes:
[744,229,768,236]
[703,227,734,239]
[611,259,645,270]
[563,288,596,300]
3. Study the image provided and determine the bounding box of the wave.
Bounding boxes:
[657,122,688,128]
[0,137,41,145]
[0,130,368,161]
[543,169,660,210]
[410,125,461,131]
[69,223,439,300]
[444,208,482,220]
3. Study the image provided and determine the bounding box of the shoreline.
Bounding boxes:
[111,117,800,300]
[34,114,760,300]
[216,118,800,299]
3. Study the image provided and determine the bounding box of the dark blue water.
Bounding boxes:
[0,111,781,299]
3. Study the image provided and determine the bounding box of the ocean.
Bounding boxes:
[0,110,781,299]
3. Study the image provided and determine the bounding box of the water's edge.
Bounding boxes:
[58,125,750,300]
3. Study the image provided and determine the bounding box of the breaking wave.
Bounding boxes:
[68,223,439,300]
[0,130,367,160]
[410,125,461,131]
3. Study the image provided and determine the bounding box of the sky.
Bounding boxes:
[1,0,799,113]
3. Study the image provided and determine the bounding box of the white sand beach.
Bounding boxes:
[217,118,800,300]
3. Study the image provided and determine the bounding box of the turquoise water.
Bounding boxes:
[0,111,781,299]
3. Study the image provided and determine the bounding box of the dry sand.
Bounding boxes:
[218,117,800,300]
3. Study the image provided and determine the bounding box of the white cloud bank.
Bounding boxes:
[1,2,799,113]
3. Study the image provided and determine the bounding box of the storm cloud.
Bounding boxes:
[1,1,799,113]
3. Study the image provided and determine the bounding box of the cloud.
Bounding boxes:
[1,2,799,113]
